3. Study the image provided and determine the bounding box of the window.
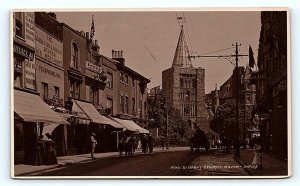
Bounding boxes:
[120,72,123,82]
[106,72,113,89]
[120,95,124,113]
[15,12,24,38]
[70,81,80,99]
[14,74,21,88]
[107,98,113,115]
[132,98,135,113]
[75,83,80,99]
[124,75,129,84]
[71,42,79,68]
[132,78,135,88]
[54,86,60,98]
[124,96,129,114]
[42,82,48,100]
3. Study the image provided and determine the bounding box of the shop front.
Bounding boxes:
[14,89,69,165]
[73,100,124,152]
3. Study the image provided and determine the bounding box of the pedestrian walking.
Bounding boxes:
[252,136,263,170]
[90,133,97,158]
[137,137,142,152]
[141,134,148,154]
[34,135,45,166]
[148,134,155,154]
[44,133,58,165]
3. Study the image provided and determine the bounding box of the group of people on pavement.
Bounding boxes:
[89,132,155,158]
[33,133,58,166]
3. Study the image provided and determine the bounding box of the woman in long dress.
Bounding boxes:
[34,135,45,166]
[252,136,263,169]
[45,134,58,165]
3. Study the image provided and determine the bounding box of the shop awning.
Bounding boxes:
[73,100,124,128]
[112,118,149,133]
[14,89,69,124]
[42,124,59,135]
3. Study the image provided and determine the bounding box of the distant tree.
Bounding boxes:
[147,92,192,140]
[210,98,251,140]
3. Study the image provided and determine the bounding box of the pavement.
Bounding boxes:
[13,146,189,176]
[234,149,289,177]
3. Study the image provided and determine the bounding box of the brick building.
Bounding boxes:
[162,26,209,132]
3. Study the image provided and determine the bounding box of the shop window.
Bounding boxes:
[71,42,79,69]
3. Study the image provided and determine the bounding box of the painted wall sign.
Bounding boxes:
[25,12,35,48]
[24,59,36,90]
[35,27,63,67]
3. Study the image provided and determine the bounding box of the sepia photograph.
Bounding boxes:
[11,9,290,178]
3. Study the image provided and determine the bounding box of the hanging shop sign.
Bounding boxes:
[35,26,63,67]
[86,61,102,73]
[13,43,34,60]
[24,12,35,48]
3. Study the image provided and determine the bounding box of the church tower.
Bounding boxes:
[162,25,209,132]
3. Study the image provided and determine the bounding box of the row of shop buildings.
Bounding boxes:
[13,12,150,164]
[206,11,288,160]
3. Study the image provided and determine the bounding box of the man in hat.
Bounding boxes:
[90,133,97,158]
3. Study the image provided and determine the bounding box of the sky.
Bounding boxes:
[55,11,261,93]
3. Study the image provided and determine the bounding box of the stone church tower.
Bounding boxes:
[162,25,210,132]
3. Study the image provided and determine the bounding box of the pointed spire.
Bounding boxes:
[172,25,192,68]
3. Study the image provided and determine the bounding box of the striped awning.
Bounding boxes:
[112,118,149,133]
[73,100,124,128]
[14,89,69,125]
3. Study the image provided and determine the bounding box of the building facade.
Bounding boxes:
[256,11,288,159]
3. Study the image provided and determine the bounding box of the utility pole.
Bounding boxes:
[233,42,241,157]
[189,42,248,157]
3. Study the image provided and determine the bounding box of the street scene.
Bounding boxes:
[12,10,289,178]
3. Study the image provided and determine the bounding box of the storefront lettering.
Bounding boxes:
[25,12,35,48]
[13,44,34,60]
[86,61,102,73]
[38,66,61,79]
[35,27,63,67]
[24,59,36,90]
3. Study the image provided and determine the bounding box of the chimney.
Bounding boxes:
[112,49,125,65]
[92,39,100,53]
[48,12,57,20]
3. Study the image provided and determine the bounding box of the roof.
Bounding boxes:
[172,25,192,68]
[112,118,149,133]
[14,89,68,124]
[73,100,124,128]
